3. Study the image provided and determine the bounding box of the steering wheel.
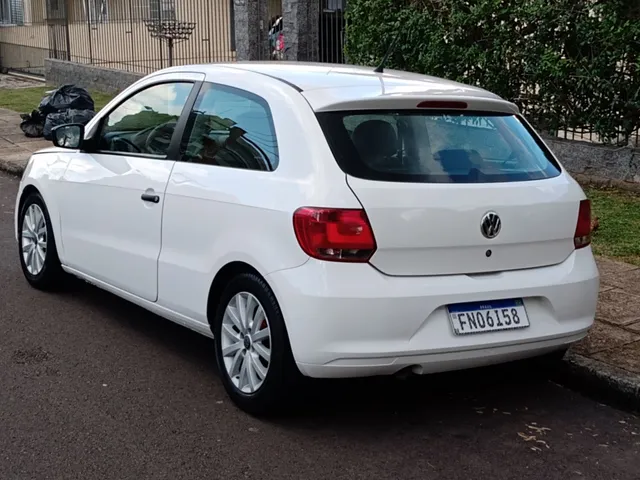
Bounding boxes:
[112,136,142,153]
[145,122,177,155]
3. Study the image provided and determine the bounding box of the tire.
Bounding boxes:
[18,191,65,291]
[213,273,300,416]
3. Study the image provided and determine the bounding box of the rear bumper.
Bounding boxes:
[296,332,586,378]
[266,247,599,378]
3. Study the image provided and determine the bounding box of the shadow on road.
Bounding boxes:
[5,268,638,480]
[56,276,583,421]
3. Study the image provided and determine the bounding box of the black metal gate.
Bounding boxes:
[260,0,283,60]
[319,0,346,63]
[259,0,346,63]
[46,0,71,62]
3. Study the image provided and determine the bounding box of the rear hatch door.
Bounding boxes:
[317,109,582,276]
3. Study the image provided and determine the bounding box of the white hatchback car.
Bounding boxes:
[16,62,599,414]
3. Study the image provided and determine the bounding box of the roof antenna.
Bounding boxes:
[374,31,401,74]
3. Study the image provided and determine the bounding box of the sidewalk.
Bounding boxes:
[566,257,640,404]
[0,107,50,174]
[0,107,638,403]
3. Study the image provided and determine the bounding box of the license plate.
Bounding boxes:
[447,299,530,335]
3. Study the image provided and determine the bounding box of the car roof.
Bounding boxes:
[224,62,488,94]
[157,62,518,114]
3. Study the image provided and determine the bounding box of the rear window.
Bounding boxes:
[316,111,561,183]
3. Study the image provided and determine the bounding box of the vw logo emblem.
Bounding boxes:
[481,212,501,239]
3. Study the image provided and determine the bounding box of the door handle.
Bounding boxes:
[141,193,160,204]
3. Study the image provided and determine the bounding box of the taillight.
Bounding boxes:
[293,207,377,262]
[417,100,468,109]
[574,199,591,249]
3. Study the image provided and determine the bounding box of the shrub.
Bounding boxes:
[345,0,640,144]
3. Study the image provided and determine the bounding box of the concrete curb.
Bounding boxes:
[0,157,26,176]
[573,172,640,194]
[6,71,46,83]
[560,351,640,411]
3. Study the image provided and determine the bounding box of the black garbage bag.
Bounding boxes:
[38,85,95,116]
[43,109,96,141]
[20,109,47,138]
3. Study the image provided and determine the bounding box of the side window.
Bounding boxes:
[99,82,194,157]
[180,83,279,171]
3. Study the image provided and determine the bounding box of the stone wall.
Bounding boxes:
[542,135,640,191]
[283,0,320,61]
[45,59,144,95]
[232,0,269,61]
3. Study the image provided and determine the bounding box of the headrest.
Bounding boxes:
[434,149,474,172]
[352,120,397,159]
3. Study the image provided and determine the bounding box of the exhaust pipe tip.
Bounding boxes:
[394,365,423,379]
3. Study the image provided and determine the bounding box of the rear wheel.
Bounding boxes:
[18,192,65,290]
[213,273,299,416]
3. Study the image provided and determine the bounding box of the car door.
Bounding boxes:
[59,74,203,302]
[157,81,282,321]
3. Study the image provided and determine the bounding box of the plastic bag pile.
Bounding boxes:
[19,85,97,140]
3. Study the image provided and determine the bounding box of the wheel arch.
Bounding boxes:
[206,261,263,327]
[18,183,40,209]
[16,180,65,263]
[16,184,42,237]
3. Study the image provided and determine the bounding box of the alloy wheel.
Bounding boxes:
[221,292,272,394]
[21,204,47,276]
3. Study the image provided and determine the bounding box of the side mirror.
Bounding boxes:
[52,124,85,149]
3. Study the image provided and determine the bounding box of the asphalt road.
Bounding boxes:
[1,171,639,480]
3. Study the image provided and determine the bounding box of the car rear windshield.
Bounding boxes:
[316,111,561,183]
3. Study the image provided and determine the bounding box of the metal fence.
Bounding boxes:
[0,0,348,76]
[0,0,237,76]
[519,98,640,148]
[554,126,639,148]
[318,0,346,63]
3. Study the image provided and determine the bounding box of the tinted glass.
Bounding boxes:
[180,83,279,171]
[99,82,193,156]
[317,111,561,183]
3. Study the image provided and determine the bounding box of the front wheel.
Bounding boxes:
[18,192,65,290]
[213,273,299,416]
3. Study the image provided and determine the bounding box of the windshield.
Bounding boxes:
[316,111,561,183]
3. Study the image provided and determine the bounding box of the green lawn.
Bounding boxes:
[0,86,113,114]
[586,186,640,265]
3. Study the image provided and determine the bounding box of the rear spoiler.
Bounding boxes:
[304,90,520,115]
